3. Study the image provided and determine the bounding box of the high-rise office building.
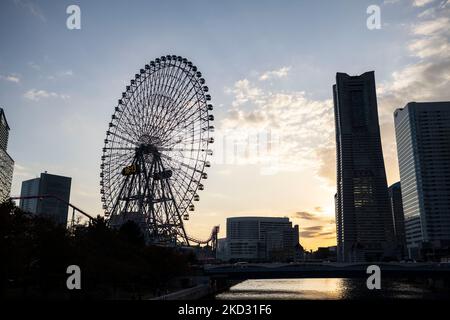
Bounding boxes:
[0,108,14,202]
[225,217,299,262]
[388,182,407,257]
[334,193,343,262]
[333,71,396,262]
[394,101,450,259]
[19,172,72,225]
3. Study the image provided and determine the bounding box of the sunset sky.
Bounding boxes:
[1,0,449,250]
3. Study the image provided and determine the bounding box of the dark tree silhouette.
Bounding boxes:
[0,200,194,299]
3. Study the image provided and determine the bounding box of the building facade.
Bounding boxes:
[0,108,14,202]
[388,182,407,258]
[224,217,299,262]
[394,102,450,259]
[334,71,396,262]
[20,172,72,225]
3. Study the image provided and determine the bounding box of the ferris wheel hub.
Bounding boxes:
[137,143,159,156]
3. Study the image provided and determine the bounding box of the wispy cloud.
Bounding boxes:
[378,3,450,117]
[0,74,20,83]
[259,66,291,81]
[292,211,335,225]
[28,62,41,70]
[383,0,401,5]
[220,1,450,192]
[24,89,70,101]
[45,70,74,80]
[290,209,336,241]
[413,0,435,7]
[300,225,335,239]
[225,79,262,107]
[412,16,449,35]
[61,70,74,77]
[14,0,46,22]
[294,211,317,220]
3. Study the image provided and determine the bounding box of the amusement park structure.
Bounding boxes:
[100,55,218,250]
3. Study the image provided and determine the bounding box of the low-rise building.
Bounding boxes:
[222,216,300,262]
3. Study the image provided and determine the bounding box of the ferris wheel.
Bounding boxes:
[100,55,214,246]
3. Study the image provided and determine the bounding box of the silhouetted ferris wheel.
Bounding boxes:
[100,55,214,246]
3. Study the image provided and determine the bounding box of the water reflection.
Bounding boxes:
[216,278,450,300]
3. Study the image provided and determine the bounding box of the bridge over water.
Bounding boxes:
[204,262,450,280]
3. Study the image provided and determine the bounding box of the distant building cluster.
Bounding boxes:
[216,217,301,262]
[333,71,450,262]
[0,108,14,202]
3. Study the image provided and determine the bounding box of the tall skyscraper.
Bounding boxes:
[0,107,14,202]
[334,193,343,261]
[333,71,396,262]
[19,172,72,225]
[394,101,450,259]
[388,182,407,258]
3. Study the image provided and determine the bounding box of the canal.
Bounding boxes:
[215,278,450,299]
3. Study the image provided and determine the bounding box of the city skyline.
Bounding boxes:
[1,0,450,250]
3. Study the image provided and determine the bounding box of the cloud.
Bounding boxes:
[259,66,291,81]
[45,70,74,81]
[300,225,336,239]
[315,146,336,185]
[413,0,434,7]
[304,226,323,232]
[291,209,336,244]
[225,79,263,107]
[222,79,333,174]
[28,62,41,70]
[221,1,449,187]
[292,210,335,224]
[383,0,401,5]
[372,1,450,187]
[378,4,450,120]
[13,163,33,179]
[14,0,46,22]
[0,74,20,83]
[61,70,74,76]
[412,16,449,35]
[24,89,70,101]
[294,211,317,220]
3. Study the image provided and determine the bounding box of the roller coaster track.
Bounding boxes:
[184,225,219,247]
[11,195,219,250]
[10,194,94,223]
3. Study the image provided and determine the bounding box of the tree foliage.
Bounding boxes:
[0,200,193,299]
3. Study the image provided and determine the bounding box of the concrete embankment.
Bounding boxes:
[151,278,238,300]
[151,284,212,300]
